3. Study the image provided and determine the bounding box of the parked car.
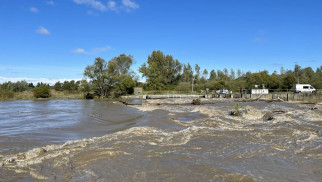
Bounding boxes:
[216,89,229,94]
[293,84,316,93]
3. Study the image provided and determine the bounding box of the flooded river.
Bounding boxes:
[0,99,321,181]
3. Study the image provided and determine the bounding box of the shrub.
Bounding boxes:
[230,103,247,116]
[192,98,203,105]
[33,85,51,98]
[0,89,14,100]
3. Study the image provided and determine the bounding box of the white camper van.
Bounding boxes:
[293,84,316,93]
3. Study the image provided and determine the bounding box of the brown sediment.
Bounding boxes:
[1,99,321,181]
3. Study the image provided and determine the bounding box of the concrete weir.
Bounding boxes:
[122,93,322,102]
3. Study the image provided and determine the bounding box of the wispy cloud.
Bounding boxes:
[46,1,55,5]
[36,27,50,35]
[122,0,139,10]
[72,46,112,55]
[72,48,88,54]
[29,7,38,13]
[73,0,139,13]
[253,37,267,42]
[73,0,107,11]
[108,0,118,11]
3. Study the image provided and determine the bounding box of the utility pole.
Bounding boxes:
[191,78,194,93]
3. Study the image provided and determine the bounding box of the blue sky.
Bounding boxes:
[0,0,321,84]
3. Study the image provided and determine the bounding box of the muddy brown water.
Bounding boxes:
[0,99,321,181]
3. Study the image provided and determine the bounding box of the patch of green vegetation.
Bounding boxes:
[33,85,51,98]
[230,103,247,116]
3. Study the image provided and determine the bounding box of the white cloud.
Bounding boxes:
[73,0,139,13]
[46,1,55,5]
[36,27,50,35]
[72,46,111,55]
[72,48,88,54]
[0,77,82,86]
[73,0,107,11]
[108,1,118,11]
[29,7,38,13]
[122,0,139,10]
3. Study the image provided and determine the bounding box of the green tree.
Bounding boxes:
[194,64,200,81]
[181,63,193,83]
[107,54,135,97]
[139,50,182,90]
[246,73,263,88]
[209,69,216,80]
[79,79,91,93]
[54,81,63,91]
[282,74,296,89]
[84,57,109,97]
[120,75,136,95]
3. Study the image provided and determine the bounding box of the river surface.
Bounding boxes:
[0,99,321,181]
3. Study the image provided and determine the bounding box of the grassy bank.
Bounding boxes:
[0,90,86,101]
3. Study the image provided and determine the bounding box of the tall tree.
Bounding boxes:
[139,50,182,90]
[84,55,135,98]
[202,69,208,79]
[230,68,235,80]
[209,69,216,80]
[194,64,200,81]
[181,63,193,83]
[84,57,108,97]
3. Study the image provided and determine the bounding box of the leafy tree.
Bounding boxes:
[282,74,296,89]
[209,69,216,80]
[84,57,109,97]
[107,54,135,97]
[54,81,63,91]
[230,68,235,80]
[79,79,91,93]
[213,81,226,90]
[246,73,263,88]
[181,63,193,83]
[267,72,282,90]
[202,69,208,79]
[28,83,35,88]
[194,64,200,81]
[237,69,242,78]
[120,75,136,95]
[139,50,182,90]
[84,55,135,98]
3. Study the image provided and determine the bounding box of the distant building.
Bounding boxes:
[251,89,269,94]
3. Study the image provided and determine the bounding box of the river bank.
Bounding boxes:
[0,90,86,101]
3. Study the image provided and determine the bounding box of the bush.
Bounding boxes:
[230,103,247,116]
[0,89,14,100]
[33,85,51,98]
[192,98,203,105]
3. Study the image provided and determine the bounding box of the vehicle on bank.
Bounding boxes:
[216,89,229,94]
[293,84,316,93]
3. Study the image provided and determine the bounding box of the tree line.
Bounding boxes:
[1,50,321,99]
[139,50,322,92]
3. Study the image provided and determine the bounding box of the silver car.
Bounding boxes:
[216,89,229,94]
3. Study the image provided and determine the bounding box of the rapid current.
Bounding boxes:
[0,99,321,181]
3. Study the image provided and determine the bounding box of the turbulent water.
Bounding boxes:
[0,99,321,181]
